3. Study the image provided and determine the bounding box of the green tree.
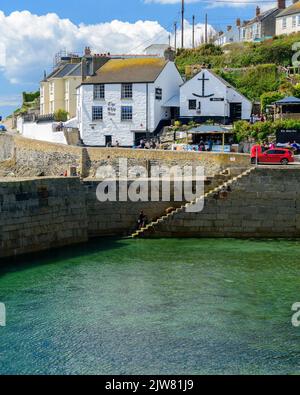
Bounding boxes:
[260,92,284,112]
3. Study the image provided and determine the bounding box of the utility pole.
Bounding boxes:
[174,22,177,51]
[192,15,195,49]
[181,0,185,49]
[205,13,208,44]
[168,34,171,47]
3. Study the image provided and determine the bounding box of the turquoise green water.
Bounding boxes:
[0,238,300,375]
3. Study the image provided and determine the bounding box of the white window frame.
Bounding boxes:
[92,106,103,121]
[121,84,133,99]
[94,84,105,100]
[121,106,133,121]
[282,17,287,30]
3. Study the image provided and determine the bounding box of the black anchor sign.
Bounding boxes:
[193,72,214,98]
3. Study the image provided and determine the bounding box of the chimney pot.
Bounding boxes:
[236,18,241,27]
[256,6,261,17]
[227,25,232,32]
[277,0,286,9]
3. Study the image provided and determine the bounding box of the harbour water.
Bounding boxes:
[0,238,300,375]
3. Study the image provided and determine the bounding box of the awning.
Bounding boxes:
[189,125,232,134]
[163,94,180,107]
[274,96,300,105]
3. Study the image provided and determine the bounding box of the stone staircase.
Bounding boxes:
[131,166,254,238]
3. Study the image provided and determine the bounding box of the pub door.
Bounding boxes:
[230,103,242,122]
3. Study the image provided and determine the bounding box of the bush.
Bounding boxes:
[22,91,40,103]
[54,109,69,122]
[260,92,284,112]
[233,119,300,142]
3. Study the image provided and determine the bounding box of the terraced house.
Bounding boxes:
[76,57,183,147]
[276,0,300,35]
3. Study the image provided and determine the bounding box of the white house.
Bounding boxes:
[179,69,252,123]
[276,1,300,35]
[214,22,242,47]
[77,58,183,146]
[144,44,171,58]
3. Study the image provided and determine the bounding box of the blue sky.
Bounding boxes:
[0,0,275,118]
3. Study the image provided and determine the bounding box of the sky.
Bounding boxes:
[0,0,280,118]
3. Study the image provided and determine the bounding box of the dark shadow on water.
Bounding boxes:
[0,236,126,276]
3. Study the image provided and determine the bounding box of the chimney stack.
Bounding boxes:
[236,18,241,27]
[84,46,91,57]
[256,6,261,17]
[227,25,232,32]
[277,0,286,9]
[164,47,176,62]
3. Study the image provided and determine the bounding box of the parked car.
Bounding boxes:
[251,145,294,165]
[0,125,7,132]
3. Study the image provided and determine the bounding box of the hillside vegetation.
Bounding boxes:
[175,33,300,102]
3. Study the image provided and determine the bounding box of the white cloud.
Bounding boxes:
[0,11,215,86]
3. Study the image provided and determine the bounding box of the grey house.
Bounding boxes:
[241,0,286,42]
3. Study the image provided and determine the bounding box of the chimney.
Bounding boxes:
[164,47,176,62]
[219,31,224,36]
[256,6,261,17]
[84,46,91,56]
[236,18,241,27]
[277,0,286,9]
[81,58,87,81]
[227,25,232,32]
[92,56,111,75]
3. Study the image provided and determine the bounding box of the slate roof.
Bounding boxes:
[243,8,279,27]
[81,58,168,84]
[277,1,300,17]
[45,63,81,80]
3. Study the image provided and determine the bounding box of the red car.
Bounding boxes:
[251,145,294,165]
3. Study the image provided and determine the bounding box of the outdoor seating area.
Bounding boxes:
[274,96,300,120]
[172,125,236,153]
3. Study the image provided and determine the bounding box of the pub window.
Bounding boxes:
[189,100,197,110]
[92,106,103,121]
[121,106,133,121]
[292,16,297,28]
[298,15,300,26]
[121,83,133,99]
[94,84,105,100]
[155,88,162,100]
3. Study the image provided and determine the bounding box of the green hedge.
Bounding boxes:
[233,119,300,142]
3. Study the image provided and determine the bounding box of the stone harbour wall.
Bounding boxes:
[1,167,300,259]
[0,177,187,258]
[0,134,250,178]
[144,167,300,238]
[0,178,88,258]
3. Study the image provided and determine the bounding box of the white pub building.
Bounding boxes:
[77,58,183,146]
[76,58,252,147]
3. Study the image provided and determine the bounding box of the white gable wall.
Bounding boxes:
[180,70,251,121]
[151,62,184,128]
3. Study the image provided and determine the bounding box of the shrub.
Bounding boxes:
[260,92,284,112]
[54,109,69,122]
